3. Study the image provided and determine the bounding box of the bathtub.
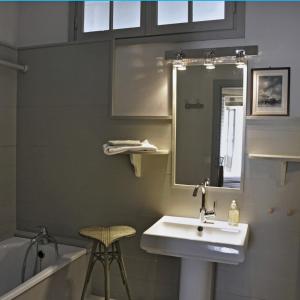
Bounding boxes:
[0,236,88,300]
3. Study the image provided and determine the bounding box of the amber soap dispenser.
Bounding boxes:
[228,200,240,226]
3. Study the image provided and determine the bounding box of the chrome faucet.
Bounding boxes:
[32,226,58,248]
[21,226,59,282]
[193,178,216,223]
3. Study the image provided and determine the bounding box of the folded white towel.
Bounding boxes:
[108,140,142,146]
[103,139,157,156]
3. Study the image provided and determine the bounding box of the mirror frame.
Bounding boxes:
[171,64,248,192]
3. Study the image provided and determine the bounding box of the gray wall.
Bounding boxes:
[17,41,176,300]
[0,3,18,47]
[0,2,69,48]
[17,2,69,48]
[15,2,300,300]
[0,44,17,240]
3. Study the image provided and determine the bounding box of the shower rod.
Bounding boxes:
[0,59,28,72]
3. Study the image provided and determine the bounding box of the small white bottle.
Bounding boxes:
[228,200,240,226]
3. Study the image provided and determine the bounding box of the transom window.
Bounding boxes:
[193,1,225,22]
[157,1,225,26]
[83,1,141,32]
[157,1,189,25]
[71,2,244,42]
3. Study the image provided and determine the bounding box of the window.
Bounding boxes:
[83,1,141,33]
[151,1,232,36]
[71,2,244,42]
[157,1,225,26]
[193,1,225,22]
[113,1,141,30]
[157,1,188,26]
[83,1,110,32]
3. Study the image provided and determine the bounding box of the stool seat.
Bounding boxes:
[79,225,136,247]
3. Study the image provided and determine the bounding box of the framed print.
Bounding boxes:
[251,67,290,116]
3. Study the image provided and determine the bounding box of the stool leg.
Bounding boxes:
[104,246,110,300]
[115,241,132,300]
[81,241,98,300]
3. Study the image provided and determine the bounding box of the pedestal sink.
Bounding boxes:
[140,216,249,300]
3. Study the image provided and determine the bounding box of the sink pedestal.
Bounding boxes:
[179,259,214,300]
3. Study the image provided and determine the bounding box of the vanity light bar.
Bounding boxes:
[235,50,246,68]
[165,45,258,62]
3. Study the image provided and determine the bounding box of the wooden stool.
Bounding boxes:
[79,225,136,300]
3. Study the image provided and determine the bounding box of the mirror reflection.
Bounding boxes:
[174,64,245,189]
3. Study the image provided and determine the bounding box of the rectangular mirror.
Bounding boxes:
[172,63,247,190]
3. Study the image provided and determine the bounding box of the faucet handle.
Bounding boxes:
[37,225,49,235]
[203,178,210,186]
[205,202,216,217]
[193,185,200,197]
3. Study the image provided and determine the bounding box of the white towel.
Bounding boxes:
[108,140,142,146]
[103,139,157,156]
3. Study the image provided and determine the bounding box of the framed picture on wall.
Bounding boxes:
[251,67,290,116]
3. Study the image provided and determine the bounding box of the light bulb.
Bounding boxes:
[206,64,215,70]
[235,50,246,69]
[236,63,245,69]
[204,50,216,70]
[177,64,186,71]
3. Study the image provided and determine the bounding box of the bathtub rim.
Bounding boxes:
[0,236,87,300]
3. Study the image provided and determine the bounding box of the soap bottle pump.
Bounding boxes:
[228,200,240,226]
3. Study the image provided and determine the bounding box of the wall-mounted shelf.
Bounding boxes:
[248,153,300,185]
[124,150,170,177]
[246,116,300,125]
[246,116,291,120]
[111,116,172,120]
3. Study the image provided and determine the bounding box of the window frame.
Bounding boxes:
[69,2,244,43]
[72,1,147,42]
[150,1,235,35]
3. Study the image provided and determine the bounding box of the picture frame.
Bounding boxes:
[251,67,290,116]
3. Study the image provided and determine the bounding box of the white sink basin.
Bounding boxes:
[140,216,250,300]
[141,215,249,265]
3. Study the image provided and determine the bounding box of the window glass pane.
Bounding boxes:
[157,1,188,26]
[83,1,110,32]
[193,1,225,22]
[113,1,141,30]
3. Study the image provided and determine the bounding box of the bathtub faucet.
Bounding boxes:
[33,225,59,255]
[34,226,54,243]
[21,226,59,282]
